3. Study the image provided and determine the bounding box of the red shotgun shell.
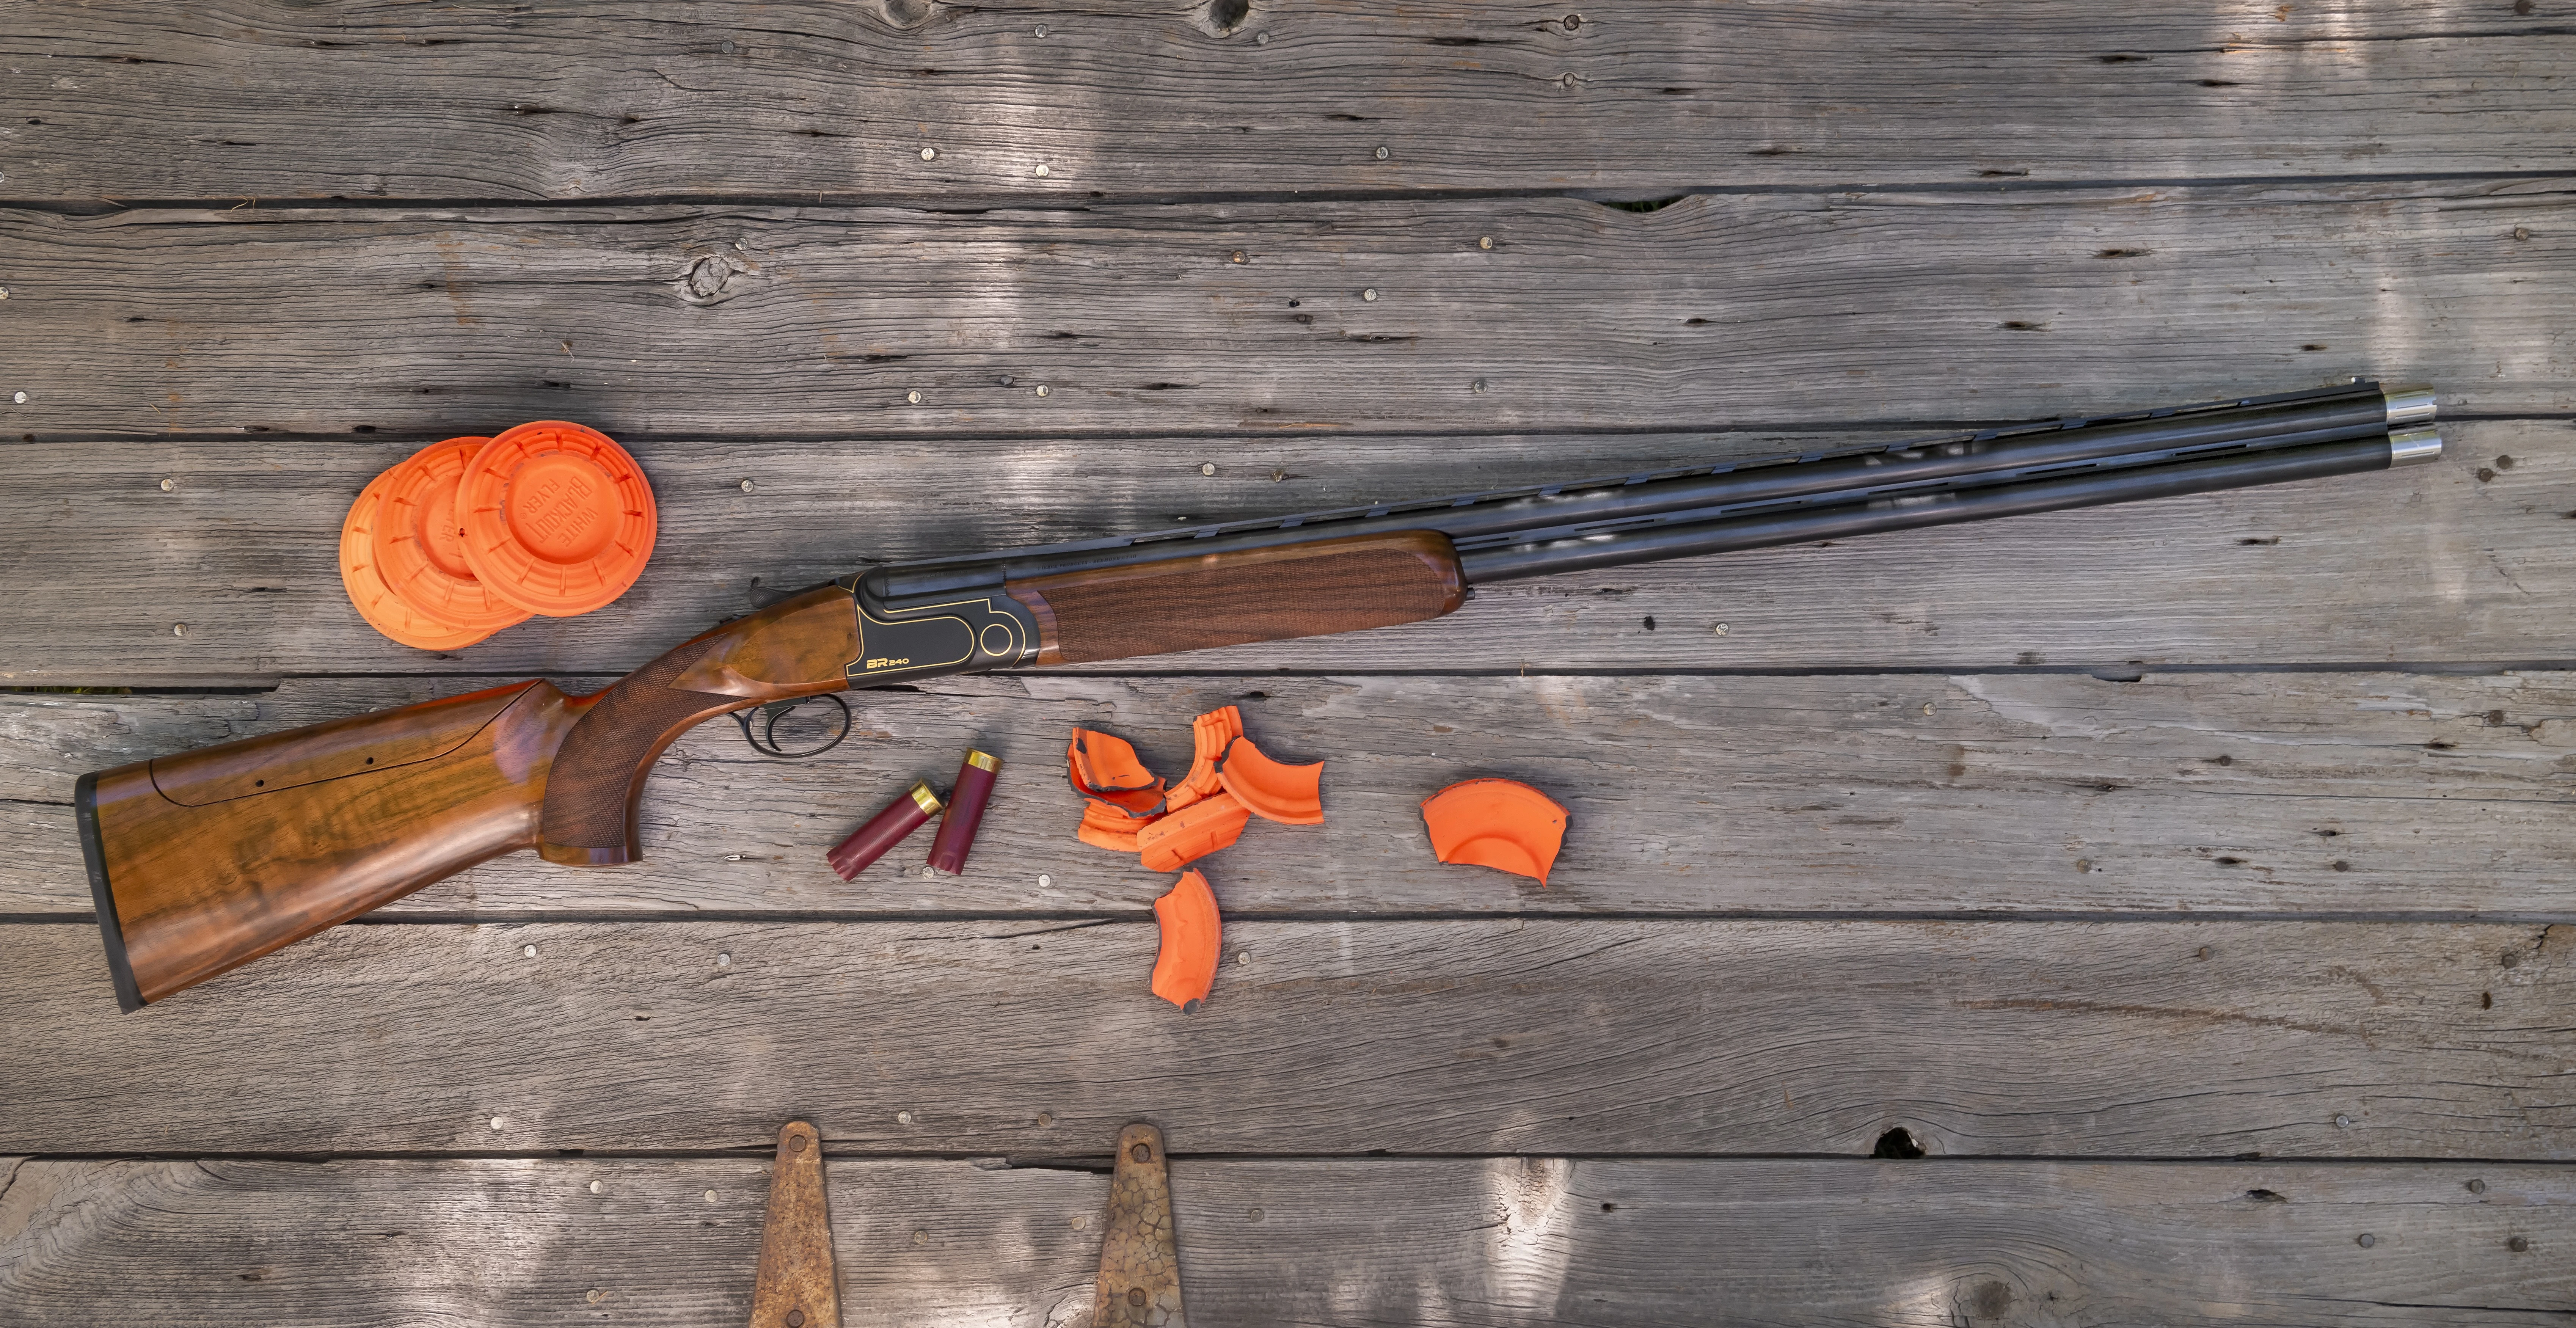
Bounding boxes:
[825,780,944,881]
[925,749,1002,875]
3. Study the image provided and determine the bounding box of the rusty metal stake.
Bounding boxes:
[1092,1122,1186,1328]
[749,1120,840,1328]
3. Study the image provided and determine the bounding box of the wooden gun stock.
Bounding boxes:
[79,586,859,1009]
[538,586,858,864]
[80,680,582,1011]
[77,536,1466,1009]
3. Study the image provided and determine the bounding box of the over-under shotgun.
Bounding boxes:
[79,382,2443,1009]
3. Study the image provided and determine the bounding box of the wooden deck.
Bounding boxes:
[4,3,2573,1322]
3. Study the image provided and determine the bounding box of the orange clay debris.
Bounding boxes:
[1067,706,1322,863]
[1216,733,1324,825]
[1149,869,1222,1011]
[1165,705,1243,812]
[1077,800,1154,854]
[1068,708,1323,1009]
[1068,728,1168,816]
[1420,778,1569,885]
[1137,789,1254,873]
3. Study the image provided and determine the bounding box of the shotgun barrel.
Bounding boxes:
[871,381,2428,606]
[1457,429,2433,582]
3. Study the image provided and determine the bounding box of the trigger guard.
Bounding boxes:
[731,693,853,760]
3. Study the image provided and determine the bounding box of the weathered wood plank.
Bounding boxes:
[1,417,2566,680]
[4,1155,2569,1326]
[7,1,2568,202]
[6,669,2573,918]
[3,918,2565,1155]
[5,186,2570,443]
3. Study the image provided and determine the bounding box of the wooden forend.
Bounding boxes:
[1009,531,1465,666]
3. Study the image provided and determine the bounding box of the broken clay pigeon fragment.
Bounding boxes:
[1069,728,1169,816]
[1165,705,1243,813]
[1137,789,1254,873]
[1078,799,1155,854]
[1151,869,1223,1011]
[1420,778,1568,885]
[1216,733,1324,825]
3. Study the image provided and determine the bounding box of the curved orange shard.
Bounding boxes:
[1136,790,1253,873]
[1420,778,1568,885]
[1069,728,1168,816]
[1217,734,1324,826]
[1077,799,1154,854]
[1150,869,1222,1011]
[1166,706,1243,812]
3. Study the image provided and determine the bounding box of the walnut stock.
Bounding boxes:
[80,586,860,1009]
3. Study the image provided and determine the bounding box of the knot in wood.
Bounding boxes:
[877,0,937,29]
[1201,0,1251,36]
[682,255,731,301]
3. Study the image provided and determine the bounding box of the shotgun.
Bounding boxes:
[78,382,2443,1009]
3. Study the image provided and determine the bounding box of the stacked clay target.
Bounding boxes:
[371,437,531,637]
[338,423,656,649]
[460,421,659,617]
[339,459,498,651]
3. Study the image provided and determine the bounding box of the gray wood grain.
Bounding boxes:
[0,417,2563,681]
[3,1155,2568,1326]
[6,2,2568,201]
[6,669,2574,918]
[3,918,2567,1157]
[4,185,2568,444]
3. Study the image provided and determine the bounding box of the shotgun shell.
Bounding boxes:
[925,749,1002,875]
[824,781,944,881]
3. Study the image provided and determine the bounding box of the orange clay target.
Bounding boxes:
[459,420,658,617]
[1421,778,1568,885]
[369,436,532,634]
[339,469,493,652]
